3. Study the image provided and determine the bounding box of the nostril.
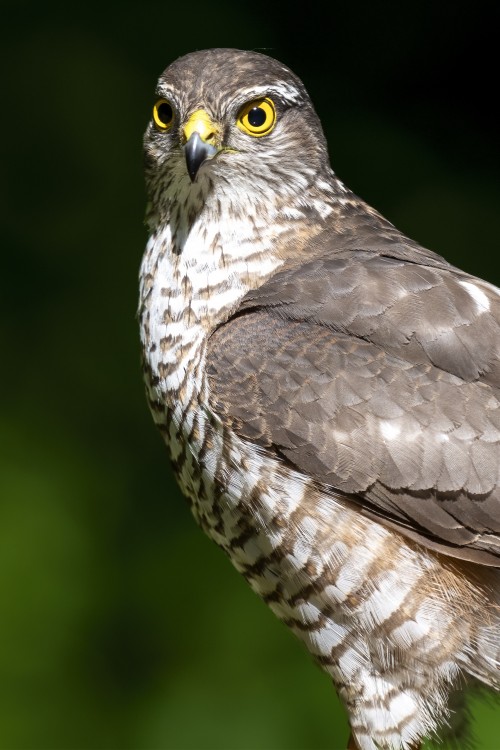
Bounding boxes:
[183,128,217,146]
[183,110,219,147]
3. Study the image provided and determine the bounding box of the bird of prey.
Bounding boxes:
[139,48,500,750]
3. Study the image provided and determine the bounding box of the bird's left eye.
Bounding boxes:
[153,98,174,130]
[237,98,276,137]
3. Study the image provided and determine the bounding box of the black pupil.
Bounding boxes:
[158,102,173,124]
[247,106,267,127]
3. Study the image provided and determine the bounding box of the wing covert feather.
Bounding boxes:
[239,252,500,384]
[207,307,500,565]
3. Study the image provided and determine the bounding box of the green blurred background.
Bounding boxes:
[2,2,500,748]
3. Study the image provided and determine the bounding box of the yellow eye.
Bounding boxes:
[153,98,174,130]
[237,98,276,137]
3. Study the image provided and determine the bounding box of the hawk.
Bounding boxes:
[139,48,500,750]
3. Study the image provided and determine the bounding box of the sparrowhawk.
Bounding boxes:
[139,48,500,750]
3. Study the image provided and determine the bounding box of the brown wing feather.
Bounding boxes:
[207,250,500,566]
[239,252,500,383]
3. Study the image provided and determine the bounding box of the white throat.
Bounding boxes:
[139,182,286,428]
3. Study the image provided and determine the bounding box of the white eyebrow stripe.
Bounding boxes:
[236,83,303,105]
[156,85,180,101]
[154,82,304,115]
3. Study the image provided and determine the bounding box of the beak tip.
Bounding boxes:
[184,132,217,183]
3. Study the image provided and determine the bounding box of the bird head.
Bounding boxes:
[143,48,331,219]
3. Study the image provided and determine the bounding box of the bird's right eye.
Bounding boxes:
[153,99,174,131]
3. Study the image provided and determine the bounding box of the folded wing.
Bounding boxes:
[206,249,500,565]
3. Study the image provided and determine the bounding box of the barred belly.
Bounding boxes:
[144,343,496,750]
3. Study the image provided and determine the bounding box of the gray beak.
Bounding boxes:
[183,132,218,182]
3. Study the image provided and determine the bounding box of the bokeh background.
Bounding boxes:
[2,2,500,748]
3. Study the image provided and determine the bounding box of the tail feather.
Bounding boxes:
[466,569,500,689]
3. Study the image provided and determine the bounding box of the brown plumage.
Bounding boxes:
[208,254,500,565]
[139,48,500,749]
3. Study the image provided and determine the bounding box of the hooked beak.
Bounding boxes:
[183,109,219,182]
